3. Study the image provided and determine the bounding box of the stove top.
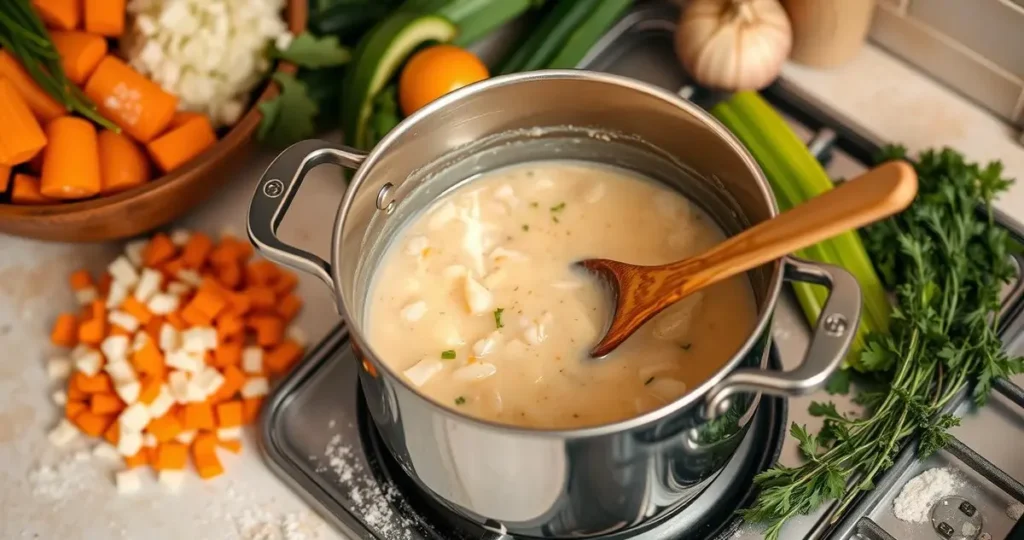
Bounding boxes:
[258,3,1024,539]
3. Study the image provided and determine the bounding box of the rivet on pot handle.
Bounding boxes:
[247,139,367,294]
[704,256,861,419]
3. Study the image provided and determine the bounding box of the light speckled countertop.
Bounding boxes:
[2,43,1023,539]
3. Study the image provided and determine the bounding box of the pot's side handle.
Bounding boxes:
[704,256,862,419]
[247,139,367,294]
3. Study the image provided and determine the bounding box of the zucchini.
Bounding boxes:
[440,0,537,46]
[711,92,892,370]
[341,12,457,149]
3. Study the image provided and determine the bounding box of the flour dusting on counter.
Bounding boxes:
[324,434,412,540]
[892,468,959,523]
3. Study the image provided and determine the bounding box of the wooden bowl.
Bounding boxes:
[0,1,308,242]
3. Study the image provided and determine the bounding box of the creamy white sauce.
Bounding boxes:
[367,161,758,428]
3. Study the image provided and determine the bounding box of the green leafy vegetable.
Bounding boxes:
[257,72,319,147]
[274,31,352,68]
[367,85,400,148]
[493,307,504,329]
[441,350,456,360]
[741,147,1024,540]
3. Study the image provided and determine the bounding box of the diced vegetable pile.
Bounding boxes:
[0,0,296,206]
[46,229,307,493]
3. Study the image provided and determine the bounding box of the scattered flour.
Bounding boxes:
[29,449,109,500]
[893,468,959,523]
[236,507,321,540]
[1008,501,1024,521]
[324,434,413,540]
[962,522,978,536]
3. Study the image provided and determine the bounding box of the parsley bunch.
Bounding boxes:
[742,147,1024,539]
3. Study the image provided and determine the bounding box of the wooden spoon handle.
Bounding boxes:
[670,160,918,293]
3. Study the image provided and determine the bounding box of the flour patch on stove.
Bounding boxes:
[324,434,414,540]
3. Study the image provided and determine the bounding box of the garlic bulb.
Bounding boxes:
[675,0,793,91]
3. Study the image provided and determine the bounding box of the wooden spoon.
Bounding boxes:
[579,160,918,357]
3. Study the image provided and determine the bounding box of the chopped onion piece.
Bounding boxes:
[405,236,430,257]
[400,301,428,322]
[646,378,688,402]
[493,184,518,210]
[472,331,501,357]
[454,362,497,382]
[404,358,444,387]
[429,201,458,230]
[584,183,606,203]
[463,275,493,315]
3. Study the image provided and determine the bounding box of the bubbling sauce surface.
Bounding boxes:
[366,161,758,428]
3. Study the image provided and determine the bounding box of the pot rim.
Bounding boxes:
[332,70,783,438]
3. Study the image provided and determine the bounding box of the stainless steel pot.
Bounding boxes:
[247,71,861,537]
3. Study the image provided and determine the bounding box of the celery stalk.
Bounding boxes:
[711,92,887,370]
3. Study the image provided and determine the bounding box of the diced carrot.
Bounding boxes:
[210,365,245,403]
[0,51,66,123]
[48,30,107,84]
[0,78,47,166]
[241,398,263,424]
[132,338,164,377]
[143,315,163,342]
[168,111,203,130]
[73,372,113,394]
[146,411,183,443]
[90,392,125,415]
[65,399,87,419]
[143,233,176,267]
[73,411,113,437]
[223,291,251,318]
[69,269,93,290]
[0,165,10,193]
[138,375,162,404]
[181,402,215,431]
[166,311,187,330]
[146,114,216,173]
[10,174,54,205]
[161,257,185,279]
[84,0,125,36]
[209,240,247,268]
[277,294,303,323]
[248,315,284,347]
[40,116,101,200]
[180,302,211,327]
[145,445,159,464]
[110,325,132,337]
[121,296,153,325]
[124,450,147,468]
[50,313,78,347]
[217,263,242,289]
[266,340,304,376]
[90,298,105,319]
[97,273,111,296]
[77,317,106,346]
[180,232,213,268]
[194,449,224,479]
[27,150,44,174]
[33,0,81,30]
[213,341,242,368]
[218,439,242,453]
[67,382,87,400]
[272,272,298,297]
[98,129,150,194]
[245,261,279,287]
[246,287,276,312]
[215,400,243,428]
[84,56,177,142]
[215,314,244,342]
[103,421,119,444]
[192,432,218,456]
[184,287,226,322]
[155,442,188,470]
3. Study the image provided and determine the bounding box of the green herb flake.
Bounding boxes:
[522,224,529,232]
[454,396,466,405]
[440,350,456,360]
[550,202,566,213]
[644,376,655,386]
[493,308,504,329]
[530,202,539,208]
[273,31,352,68]
[679,343,692,351]
[257,72,319,147]
[552,216,560,223]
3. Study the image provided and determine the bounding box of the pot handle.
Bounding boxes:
[247,139,367,294]
[704,256,861,419]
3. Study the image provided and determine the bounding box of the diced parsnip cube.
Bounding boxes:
[403,358,443,388]
[453,362,497,382]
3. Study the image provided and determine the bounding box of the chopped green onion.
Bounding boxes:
[493,307,504,329]
[454,396,466,405]
[441,350,456,360]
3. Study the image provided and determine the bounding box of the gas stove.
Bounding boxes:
[258,4,1024,539]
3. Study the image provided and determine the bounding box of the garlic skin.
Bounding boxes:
[676,0,792,91]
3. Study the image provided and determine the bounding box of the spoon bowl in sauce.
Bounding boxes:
[580,160,918,357]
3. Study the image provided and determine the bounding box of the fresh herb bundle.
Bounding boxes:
[0,0,116,130]
[742,147,1024,539]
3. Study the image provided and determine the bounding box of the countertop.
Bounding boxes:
[2,42,1023,540]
